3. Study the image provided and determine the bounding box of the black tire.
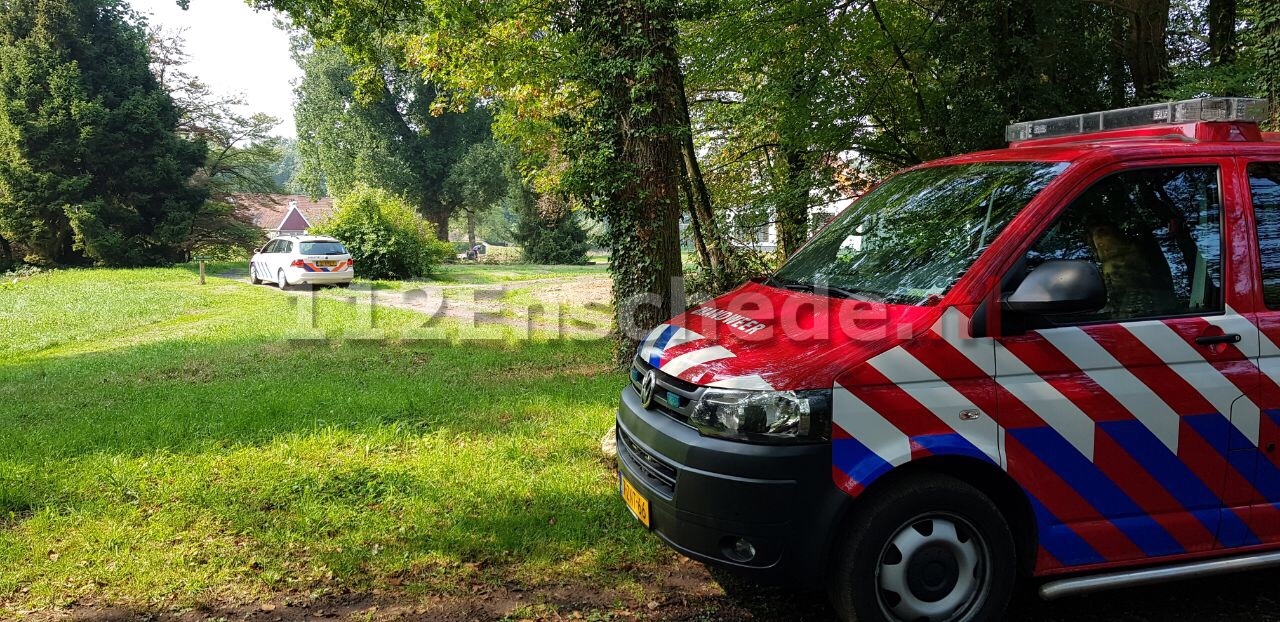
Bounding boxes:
[828,474,1016,622]
[250,263,262,285]
[277,270,289,291]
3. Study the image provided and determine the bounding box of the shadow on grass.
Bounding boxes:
[0,331,649,599]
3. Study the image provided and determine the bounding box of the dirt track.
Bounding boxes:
[30,560,1280,621]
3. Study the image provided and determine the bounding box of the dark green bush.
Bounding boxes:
[513,195,589,265]
[312,185,453,279]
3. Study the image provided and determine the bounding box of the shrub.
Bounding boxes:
[513,194,589,265]
[312,185,453,279]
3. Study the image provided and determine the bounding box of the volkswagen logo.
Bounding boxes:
[639,370,658,409]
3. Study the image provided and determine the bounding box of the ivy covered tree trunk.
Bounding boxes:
[1262,0,1280,129]
[775,148,811,259]
[1093,0,1170,100]
[1208,0,1237,65]
[572,0,687,365]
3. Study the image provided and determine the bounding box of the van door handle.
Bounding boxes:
[1195,333,1241,346]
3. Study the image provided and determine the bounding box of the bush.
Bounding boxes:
[312,185,453,279]
[513,195,589,265]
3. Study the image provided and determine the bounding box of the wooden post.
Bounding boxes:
[194,255,209,285]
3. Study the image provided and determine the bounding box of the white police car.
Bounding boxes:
[249,235,353,289]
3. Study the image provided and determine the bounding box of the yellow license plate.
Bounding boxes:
[317,260,338,267]
[620,475,650,528]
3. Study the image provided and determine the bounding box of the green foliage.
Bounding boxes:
[444,140,526,244]
[312,184,453,279]
[514,195,590,265]
[292,38,492,239]
[0,0,208,266]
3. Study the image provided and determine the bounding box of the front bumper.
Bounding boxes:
[615,385,848,584]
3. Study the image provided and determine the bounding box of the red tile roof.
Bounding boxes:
[229,194,336,232]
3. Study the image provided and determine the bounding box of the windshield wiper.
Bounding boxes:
[766,276,881,302]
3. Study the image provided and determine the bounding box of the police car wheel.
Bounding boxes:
[277,270,289,291]
[828,474,1016,622]
[250,264,262,285]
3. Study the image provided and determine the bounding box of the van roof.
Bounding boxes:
[922,121,1280,169]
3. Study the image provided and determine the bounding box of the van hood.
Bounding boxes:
[638,281,943,391]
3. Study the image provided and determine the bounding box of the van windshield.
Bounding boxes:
[772,161,1068,305]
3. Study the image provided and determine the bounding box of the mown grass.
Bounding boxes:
[0,268,660,615]
[430,263,608,285]
[184,260,607,291]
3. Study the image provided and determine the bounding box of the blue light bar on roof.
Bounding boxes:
[1005,97,1269,143]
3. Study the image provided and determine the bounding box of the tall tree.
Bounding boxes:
[1261,0,1280,127]
[1092,0,1173,99]
[265,0,692,361]
[291,38,491,240]
[147,27,281,257]
[1209,0,1238,64]
[0,0,207,265]
[563,0,687,353]
[444,140,521,247]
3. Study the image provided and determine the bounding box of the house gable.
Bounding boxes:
[276,205,311,233]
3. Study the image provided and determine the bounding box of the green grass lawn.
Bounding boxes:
[0,268,660,615]
[187,260,607,291]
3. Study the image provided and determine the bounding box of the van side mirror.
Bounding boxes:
[1002,259,1106,315]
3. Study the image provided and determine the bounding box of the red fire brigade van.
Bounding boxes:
[615,97,1280,621]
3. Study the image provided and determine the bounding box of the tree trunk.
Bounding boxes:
[578,0,687,365]
[673,64,727,288]
[0,232,12,264]
[422,204,450,243]
[467,209,477,247]
[1261,0,1280,128]
[775,148,810,259]
[1208,0,1236,65]
[1116,0,1170,100]
[1108,11,1130,108]
[680,170,712,272]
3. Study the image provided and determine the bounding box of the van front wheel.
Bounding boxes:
[828,474,1016,622]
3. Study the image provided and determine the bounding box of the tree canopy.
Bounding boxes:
[0,0,207,266]
[291,36,493,240]
[254,0,1280,362]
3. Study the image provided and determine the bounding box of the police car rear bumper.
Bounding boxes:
[615,385,847,584]
[289,269,354,284]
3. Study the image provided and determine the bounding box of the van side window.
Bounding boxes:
[1023,167,1222,323]
[1248,162,1280,308]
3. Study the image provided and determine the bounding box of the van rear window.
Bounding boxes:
[773,162,1068,305]
[300,241,347,255]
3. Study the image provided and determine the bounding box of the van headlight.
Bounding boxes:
[690,389,832,443]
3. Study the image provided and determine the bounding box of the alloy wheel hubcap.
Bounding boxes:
[876,514,988,622]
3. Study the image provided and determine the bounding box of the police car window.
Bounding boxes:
[1023,166,1222,324]
[300,241,347,255]
[773,162,1068,305]
[1248,162,1280,309]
